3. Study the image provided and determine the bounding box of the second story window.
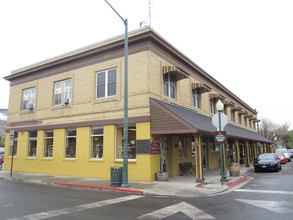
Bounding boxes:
[163,73,176,99]
[54,79,72,106]
[22,87,36,110]
[238,114,242,125]
[231,109,235,122]
[210,99,216,114]
[192,89,201,108]
[96,69,117,98]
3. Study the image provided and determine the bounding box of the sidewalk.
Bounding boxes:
[0,165,254,197]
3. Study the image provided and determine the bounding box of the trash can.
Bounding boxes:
[110,166,122,187]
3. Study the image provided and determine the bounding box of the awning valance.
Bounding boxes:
[162,66,188,81]
[232,105,241,111]
[191,82,211,93]
[209,93,220,99]
[224,100,233,106]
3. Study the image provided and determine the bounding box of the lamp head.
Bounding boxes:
[216,100,224,112]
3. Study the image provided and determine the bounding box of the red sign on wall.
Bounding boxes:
[150,140,161,154]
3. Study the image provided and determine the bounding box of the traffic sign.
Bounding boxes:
[212,112,228,130]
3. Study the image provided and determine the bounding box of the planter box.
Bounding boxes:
[156,172,168,181]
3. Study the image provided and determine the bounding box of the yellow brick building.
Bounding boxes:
[4,27,271,183]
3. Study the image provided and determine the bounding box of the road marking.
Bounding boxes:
[137,201,215,220]
[235,189,293,195]
[7,195,144,220]
[236,199,293,214]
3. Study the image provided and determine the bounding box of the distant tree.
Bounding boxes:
[259,118,292,148]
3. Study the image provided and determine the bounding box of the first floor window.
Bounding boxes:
[28,131,37,157]
[65,129,76,158]
[22,87,36,110]
[179,137,187,158]
[91,127,103,159]
[163,73,176,99]
[44,131,54,157]
[116,126,136,160]
[10,132,18,156]
[96,69,117,98]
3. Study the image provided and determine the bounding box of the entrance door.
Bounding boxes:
[161,136,168,172]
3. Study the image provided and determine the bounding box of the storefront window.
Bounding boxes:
[65,129,76,158]
[44,131,54,157]
[91,127,103,159]
[28,131,37,157]
[179,137,187,158]
[10,132,18,156]
[116,126,136,160]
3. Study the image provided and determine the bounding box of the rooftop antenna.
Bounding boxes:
[149,0,152,27]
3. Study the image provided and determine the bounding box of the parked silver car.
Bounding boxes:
[275,149,291,162]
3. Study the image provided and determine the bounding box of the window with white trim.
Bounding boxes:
[44,131,54,157]
[163,73,176,99]
[91,127,103,159]
[54,79,72,105]
[96,69,117,98]
[116,126,136,160]
[22,87,36,110]
[28,131,37,157]
[65,129,76,158]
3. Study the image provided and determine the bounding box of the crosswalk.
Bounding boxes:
[6,189,293,220]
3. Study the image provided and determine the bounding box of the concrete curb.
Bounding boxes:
[53,182,144,195]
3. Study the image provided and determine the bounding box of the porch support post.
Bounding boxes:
[194,134,204,183]
[253,142,257,159]
[245,140,250,167]
[233,139,240,163]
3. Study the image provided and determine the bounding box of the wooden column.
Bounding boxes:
[194,134,204,183]
[233,139,240,163]
[245,140,250,167]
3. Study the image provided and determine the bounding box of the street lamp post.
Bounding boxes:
[104,0,129,187]
[216,100,227,185]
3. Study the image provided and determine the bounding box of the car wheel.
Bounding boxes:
[255,169,258,173]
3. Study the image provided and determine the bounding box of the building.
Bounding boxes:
[4,27,271,182]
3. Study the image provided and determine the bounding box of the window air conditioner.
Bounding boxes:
[26,104,34,110]
[63,98,70,105]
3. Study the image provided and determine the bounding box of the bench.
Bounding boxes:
[179,162,194,176]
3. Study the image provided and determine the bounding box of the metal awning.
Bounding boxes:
[150,98,272,143]
[162,66,188,81]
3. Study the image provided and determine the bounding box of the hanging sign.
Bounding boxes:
[214,131,227,144]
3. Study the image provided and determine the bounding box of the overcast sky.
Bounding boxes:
[0,0,292,128]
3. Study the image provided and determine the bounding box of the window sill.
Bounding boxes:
[63,158,76,162]
[89,158,104,162]
[42,157,53,160]
[26,157,37,160]
[113,159,137,164]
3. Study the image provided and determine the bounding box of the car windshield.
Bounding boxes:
[276,149,288,154]
[258,154,274,160]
